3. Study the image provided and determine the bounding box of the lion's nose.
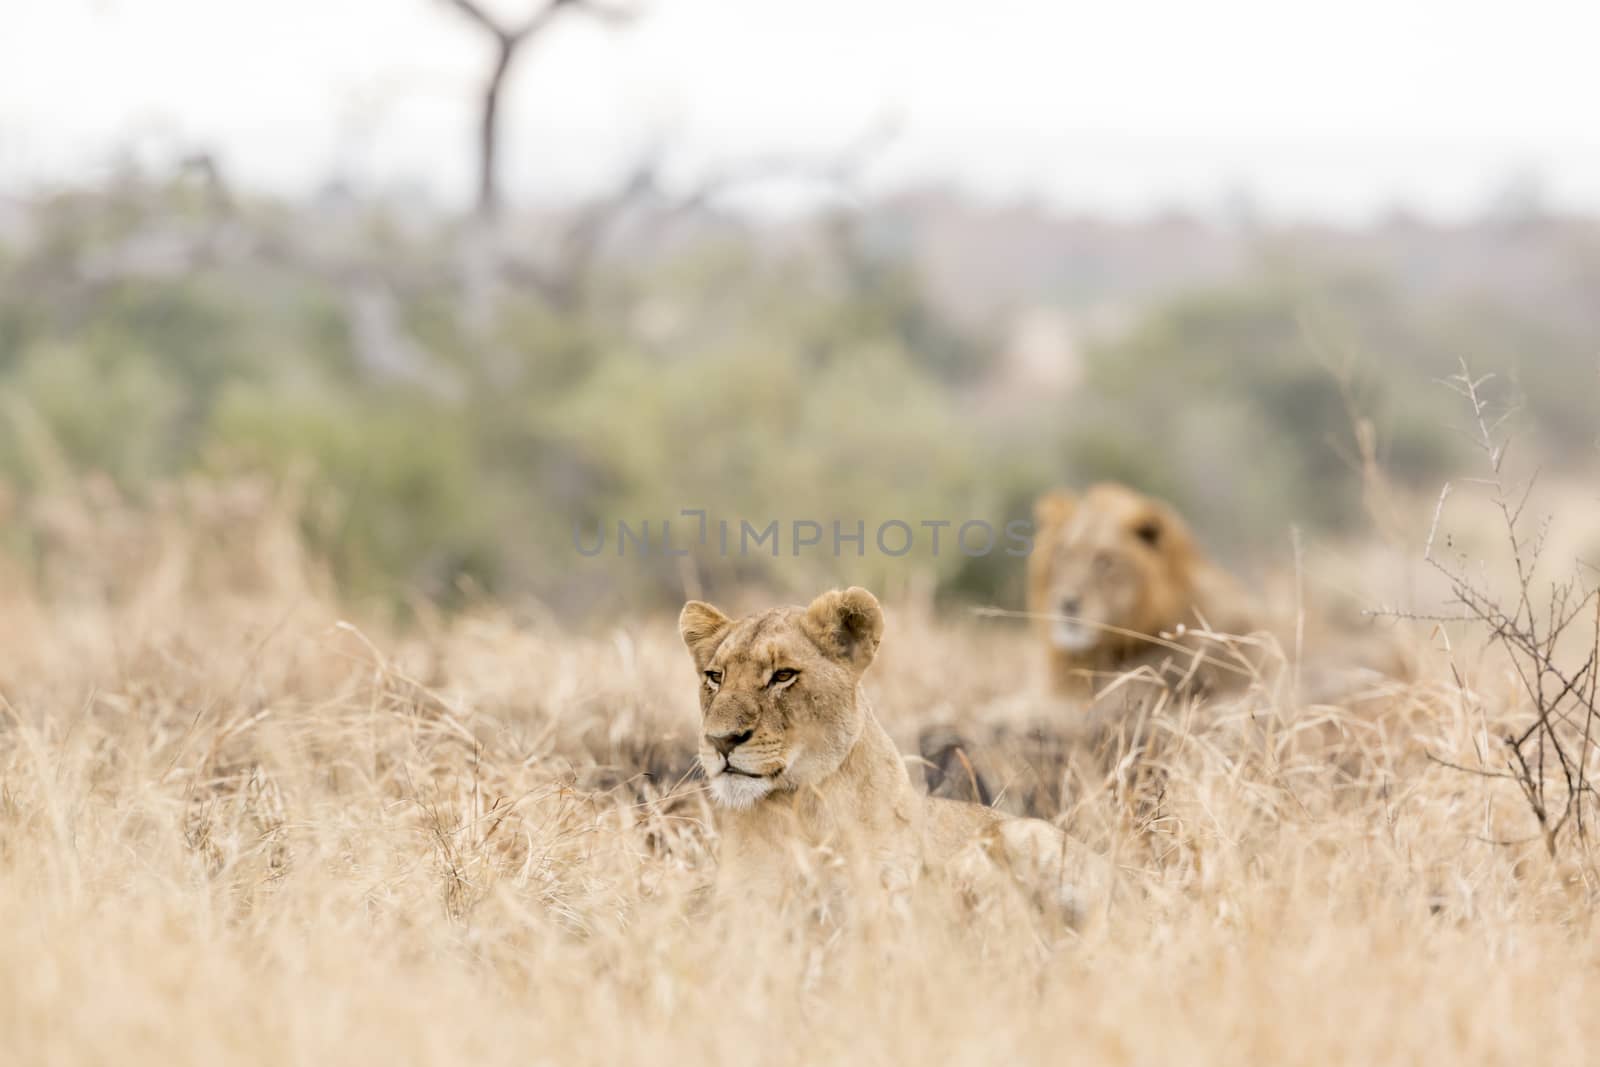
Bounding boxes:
[707,728,753,757]
[1059,596,1081,618]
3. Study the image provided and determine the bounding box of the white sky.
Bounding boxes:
[3,0,1599,220]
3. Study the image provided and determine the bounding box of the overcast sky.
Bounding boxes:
[4,0,1598,220]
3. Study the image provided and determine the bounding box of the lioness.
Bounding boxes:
[1027,483,1258,701]
[679,586,1096,915]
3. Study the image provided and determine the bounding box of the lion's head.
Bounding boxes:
[1026,483,1203,663]
[678,587,884,810]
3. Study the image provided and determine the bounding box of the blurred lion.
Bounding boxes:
[1026,483,1260,702]
[679,586,1105,919]
[923,484,1410,816]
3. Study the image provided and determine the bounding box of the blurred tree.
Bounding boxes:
[2,174,1592,617]
[439,0,636,217]
[1072,267,1465,552]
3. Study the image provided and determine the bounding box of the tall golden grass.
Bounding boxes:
[1,477,1597,1066]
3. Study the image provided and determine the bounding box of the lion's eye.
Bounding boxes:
[704,670,722,687]
[769,668,798,686]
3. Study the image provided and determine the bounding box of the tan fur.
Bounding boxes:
[679,587,1096,916]
[1027,483,1257,701]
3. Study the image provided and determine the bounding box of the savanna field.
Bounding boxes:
[8,5,1600,1062]
[3,475,1599,1067]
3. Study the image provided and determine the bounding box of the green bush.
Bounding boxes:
[2,183,1588,616]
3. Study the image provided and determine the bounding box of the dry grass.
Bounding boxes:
[2,480,1599,1066]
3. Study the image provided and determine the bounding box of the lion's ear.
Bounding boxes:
[802,587,884,673]
[1033,489,1077,532]
[1132,513,1163,548]
[1130,501,1194,557]
[679,600,732,668]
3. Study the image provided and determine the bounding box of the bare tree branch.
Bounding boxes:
[440,0,639,217]
[500,117,899,311]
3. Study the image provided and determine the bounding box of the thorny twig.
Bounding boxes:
[1409,360,1600,858]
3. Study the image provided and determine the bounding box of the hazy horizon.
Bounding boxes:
[5,0,1599,222]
